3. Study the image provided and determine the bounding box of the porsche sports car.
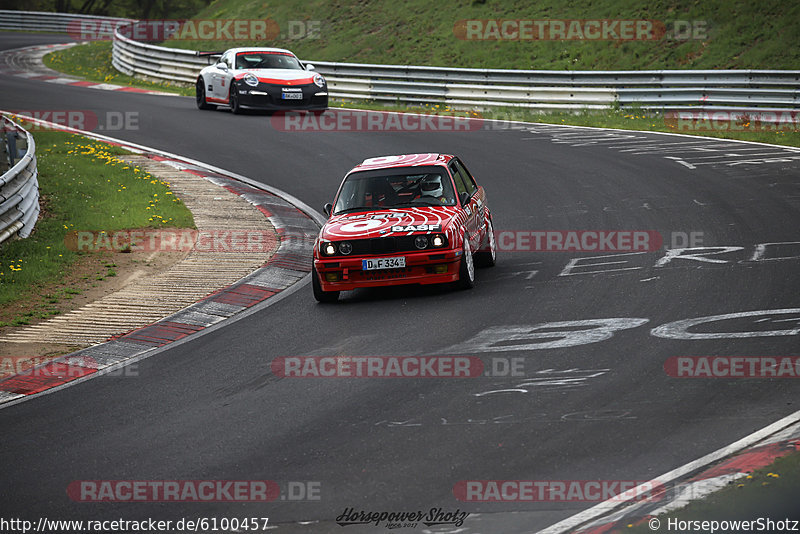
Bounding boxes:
[195,47,328,114]
[313,153,496,302]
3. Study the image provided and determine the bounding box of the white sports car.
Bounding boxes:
[195,47,328,114]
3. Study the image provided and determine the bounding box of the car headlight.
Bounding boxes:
[313,74,326,88]
[431,234,446,247]
[321,241,336,256]
[243,73,259,87]
[414,235,428,250]
[339,241,352,255]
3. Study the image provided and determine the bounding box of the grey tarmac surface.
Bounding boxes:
[1,32,799,533]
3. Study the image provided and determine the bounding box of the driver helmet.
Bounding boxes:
[420,175,443,198]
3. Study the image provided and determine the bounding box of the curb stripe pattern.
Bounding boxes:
[0,131,319,406]
[0,43,179,95]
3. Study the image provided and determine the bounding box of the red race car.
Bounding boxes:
[312,153,496,302]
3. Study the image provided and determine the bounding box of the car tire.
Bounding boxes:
[474,218,497,267]
[196,79,215,110]
[312,266,339,303]
[457,238,475,290]
[229,85,243,114]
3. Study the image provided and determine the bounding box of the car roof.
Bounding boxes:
[226,47,296,56]
[352,154,454,171]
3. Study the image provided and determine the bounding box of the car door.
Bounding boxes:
[456,158,488,250]
[211,51,233,100]
[455,158,485,221]
[449,160,481,251]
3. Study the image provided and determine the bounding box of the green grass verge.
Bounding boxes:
[627,449,800,531]
[162,0,800,70]
[42,41,192,96]
[0,124,194,323]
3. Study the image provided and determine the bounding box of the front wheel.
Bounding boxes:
[312,266,339,302]
[457,238,475,290]
[229,85,243,114]
[196,79,215,110]
[474,218,496,267]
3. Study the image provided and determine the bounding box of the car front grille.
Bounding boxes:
[349,236,421,255]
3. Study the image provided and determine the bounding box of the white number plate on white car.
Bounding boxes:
[281,92,303,100]
[362,257,406,270]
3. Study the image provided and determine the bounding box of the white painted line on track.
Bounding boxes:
[536,407,800,534]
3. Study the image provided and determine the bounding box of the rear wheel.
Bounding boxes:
[312,266,339,302]
[457,238,475,289]
[474,218,496,267]
[196,79,215,110]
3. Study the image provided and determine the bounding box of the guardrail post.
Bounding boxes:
[5,131,19,167]
[0,131,9,172]
[0,114,39,246]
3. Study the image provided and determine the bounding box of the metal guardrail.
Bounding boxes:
[109,21,800,112]
[0,114,39,246]
[2,10,800,112]
[112,30,209,84]
[0,10,130,35]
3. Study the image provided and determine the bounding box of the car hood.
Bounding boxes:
[322,207,461,240]
[234,69,316,85]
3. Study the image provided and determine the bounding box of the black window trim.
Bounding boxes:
[449,160,472,204]
[453,158,478,195]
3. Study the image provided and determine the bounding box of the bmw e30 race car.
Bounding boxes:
[312,153,496,302]
[195,47,328,114]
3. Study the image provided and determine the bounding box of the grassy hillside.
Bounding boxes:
[161,0,800,70]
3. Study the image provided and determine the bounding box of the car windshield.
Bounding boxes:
[333,167,456,214]
[235,52,303,70]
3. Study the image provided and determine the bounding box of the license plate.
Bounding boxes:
[362,257,406,270]
[282,92,303,100]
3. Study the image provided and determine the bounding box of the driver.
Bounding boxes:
[419,174,447,204]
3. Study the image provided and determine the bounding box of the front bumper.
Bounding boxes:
[236,82,328,110]
[314,249,462,292]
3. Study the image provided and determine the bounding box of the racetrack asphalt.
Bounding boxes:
[1,32,799,533]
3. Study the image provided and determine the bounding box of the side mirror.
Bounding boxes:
[323,203,333,217]
[217,62,228,71]
[459,192,470,206]
[305,63,316,71]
